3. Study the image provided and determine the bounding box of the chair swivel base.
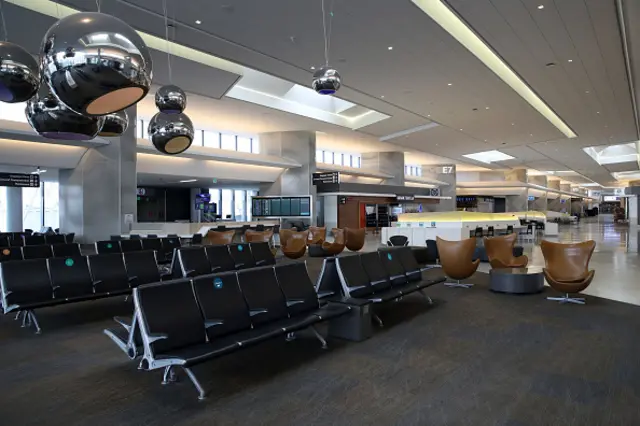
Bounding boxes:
[445,280,473,289]
[547,293,585,305]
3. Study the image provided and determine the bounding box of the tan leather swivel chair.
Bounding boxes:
[307,226,327,245]
[245,230,273,243]
[541,240,596,304]
[484,233,528,269]
[282,231,308,259]
[322,228,345,256]
[436,237,480,288]
[344,227,365,252]
[205,230,235,245]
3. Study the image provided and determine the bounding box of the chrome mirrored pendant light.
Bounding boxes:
[26,85,104,140]
[40,11,153,117]
[148,112,194,155]
[149,0,193,155]
[312,0,341,95]
[0,1,40,103]
[98,109,128,137]
[155,84,186,114]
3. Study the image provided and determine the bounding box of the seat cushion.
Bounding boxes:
[155,339,240,367]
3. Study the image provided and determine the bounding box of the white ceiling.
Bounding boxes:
[7,0,640,186]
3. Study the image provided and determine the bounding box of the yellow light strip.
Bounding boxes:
[412,0,577,138]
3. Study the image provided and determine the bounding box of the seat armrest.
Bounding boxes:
[204,320,224,328]
[249,309,268,316]
[184,269,197,278]
[286,299,305,307]
[235,263,245,269]
[128,276,138,284]
[92,280,103,288]
[321,295,372,307]
[317,290,335,299]
[147,333,168,343]
[255,260,266,266]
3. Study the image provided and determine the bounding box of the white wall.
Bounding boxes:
[323,195,338,231]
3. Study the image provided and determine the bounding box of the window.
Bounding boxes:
[209,189,221,214]
[323,151,333,164]
[221,134,236,151]
[316,150,361,168]
[0,187,6,231]
[203,131,220,148]
[237,137,251,153]
[192,130,204,147]
[43,182,59,230]
[405,164,422,176]
[251,139,260,154]
[0,102,28,123]
[221,189,233,219]
[23,186,43,231]
[234,190,246,221]
[140,119,149,140]
[246,190,257,221]
[316,149,322,162]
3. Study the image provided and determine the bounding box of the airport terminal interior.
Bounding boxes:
[2,0,640,424]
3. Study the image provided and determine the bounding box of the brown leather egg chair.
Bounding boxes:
[205,230,235,245]
[541,240,596,305]
[322,228,345,256]
[484,233,528,269]
[307,226,327,245]
[436,237,480,288]
[245,229,273,243]
[344,227,366,252]
[282,234,308,259]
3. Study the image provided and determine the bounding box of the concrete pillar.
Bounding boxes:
[361,152,405,185]
[505,168,527,183]
[259,131,317,224]
[528,176,548,212]
[423,165,456,211]
[547,180,561,211]
[560,183,572,193]
[6,187,23,232]
[59,106,137,242]
[506,190,528,212]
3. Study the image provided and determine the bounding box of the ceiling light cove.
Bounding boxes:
[411,0,577,139]
[179,179,198,183]
[463,150,514,163]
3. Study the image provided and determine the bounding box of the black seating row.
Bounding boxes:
[0,233,73,247]
[0,243,82,262]
[96,237,181,262]
[316,246,445,326]
[174,242,275,279]
[105,262,351,400]
[0,250,166,333]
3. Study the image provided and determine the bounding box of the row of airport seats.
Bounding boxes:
[0,250,168,333]
[0,233,74,247]
[96,237,182,262]
[0,243,82,262]
[316,247,445,326]
[105,262,351,399]
[170,242,275,279]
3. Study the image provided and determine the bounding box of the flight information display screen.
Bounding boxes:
[251,196,312,217]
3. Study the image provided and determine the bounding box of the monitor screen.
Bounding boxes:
[250,196,312,217]
[271,198,281,216]
[195,193,211,202]
[280,198,291,216]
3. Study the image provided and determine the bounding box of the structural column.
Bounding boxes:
[547,180,561,211]
[505,168,527,212]
[423,165,456,211]
[5,187,23,232]
[361,152,405,185]
[528,175,548,212]
[59,106,137,242]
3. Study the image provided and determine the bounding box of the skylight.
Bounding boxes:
[583,143,638,165]
[462,150,514,163]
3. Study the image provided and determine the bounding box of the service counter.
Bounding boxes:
[382,212,522,246]
[122,220,279,238]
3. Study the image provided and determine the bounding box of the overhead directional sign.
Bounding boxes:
[396,195,415,201]
[0,173,40,188]
[312,171,340,185]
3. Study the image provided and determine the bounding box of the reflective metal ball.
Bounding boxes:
[155,84,187,113]
[148,112,194,155]
[312,67,341,95]
[0,41,40,103]
[40,12,153,117]
[26,85,104,140]
[98,109,128,137]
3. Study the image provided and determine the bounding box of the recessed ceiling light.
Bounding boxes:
[585,90,590,94]
[568,59,573,63]
[596,111,600,114]
[195,20,202,24]
[485,106,490,110]
[388,46,393,50]
[459,128,463,131]
[427,114,431,117]
[530,133,534,136]
[511,123,515,126]
[381,95,385,98]
[537,5,544,9]
[310,66,315,70]
[447,83,452,86]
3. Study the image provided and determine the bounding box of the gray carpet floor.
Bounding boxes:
[1,258,639,426]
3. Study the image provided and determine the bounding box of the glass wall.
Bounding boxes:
[44,182,60,229]
[23,186,43,231]
[316,149,361,168]
[221,189,233,219]
[209,188,258,222]
[234,190,246,221]
[0,187,6,231]
[405,164,423,177]
[137,119,260,154]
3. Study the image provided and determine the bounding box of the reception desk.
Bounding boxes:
[382,212,521,246]
[122,220,279,238]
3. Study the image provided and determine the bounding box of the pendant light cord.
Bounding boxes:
[162,0,173,84]
[0,0,9,42]
[95,0,101,13]
[321,0,335,67]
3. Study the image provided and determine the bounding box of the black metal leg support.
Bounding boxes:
[183,367,206,400]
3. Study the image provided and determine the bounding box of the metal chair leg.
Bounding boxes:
[183,367,206,400]
[547,293,586,305]
[310,325,328,349]
[162,366,178,385]
[444,280,473,289]
[372,313,384,328]
[14,310,22,321]
[29,311,41,334]
[285,332,296,342]
[418,289,434,305]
